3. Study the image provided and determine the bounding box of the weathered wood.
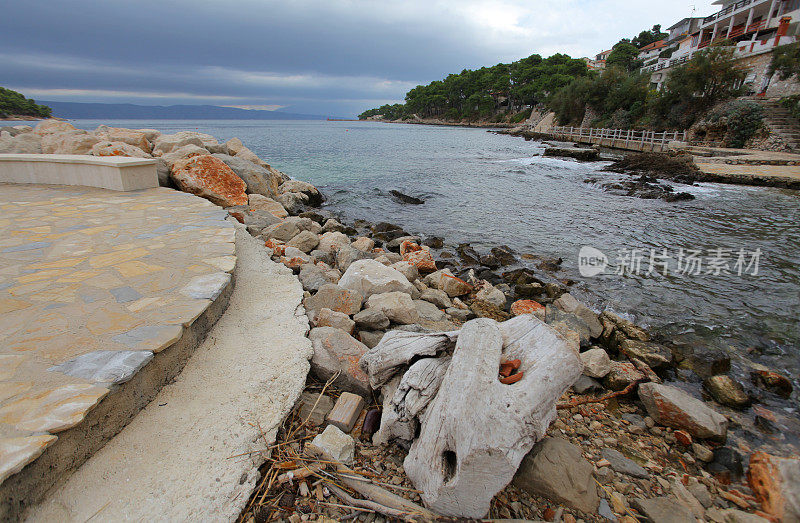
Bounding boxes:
[325,483,414,520]
[377,356,451,445]
[326,392,365,433]
[307,448,436,519]
[359,330,457,389]
[394,356,451,420]
[372,376,408,446]
[404,316,582,518]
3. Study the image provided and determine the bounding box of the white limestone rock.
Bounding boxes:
[339,259,415,300]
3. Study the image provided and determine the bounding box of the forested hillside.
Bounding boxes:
[359,54,589,122]
[0,87,51,118]
[359,25,752,132]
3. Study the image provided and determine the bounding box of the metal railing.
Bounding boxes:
[641,53,694,73]
[545,126,688,151]
[703,0,757,24]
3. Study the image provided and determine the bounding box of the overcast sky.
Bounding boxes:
[1,0,717,116]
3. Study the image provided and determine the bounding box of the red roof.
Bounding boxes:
[639,39,666,51]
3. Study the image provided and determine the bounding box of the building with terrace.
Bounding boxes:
[637,39,667,64]
[642,0,800,94]
[586,49,612,70]
[665,17,706,43]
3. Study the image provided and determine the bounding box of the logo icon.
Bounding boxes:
[578,246,607,277]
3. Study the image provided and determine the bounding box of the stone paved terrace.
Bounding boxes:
[0,183,236,514]
[684,146,800,187]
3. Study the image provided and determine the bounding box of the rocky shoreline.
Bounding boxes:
[495,127,800,191]
[2,120,797,522]
[377,117,516,128]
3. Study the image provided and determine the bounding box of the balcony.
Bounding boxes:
[726,18,766,38]
[702,0,765,26]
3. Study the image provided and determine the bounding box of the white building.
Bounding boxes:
[665,17,706,43]
[642,0,800,93]
[637,39,667,65]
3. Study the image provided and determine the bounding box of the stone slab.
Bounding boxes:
[0,183,237,517]
[0,154,158,191]
[25,227,312,521]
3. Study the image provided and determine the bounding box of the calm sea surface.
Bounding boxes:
[73,119,800,442]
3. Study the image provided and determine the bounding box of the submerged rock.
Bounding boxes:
[751,369,793,398]
[390,190,424,204]
[703,375,751,409]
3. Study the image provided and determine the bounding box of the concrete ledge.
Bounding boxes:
[0,274,234,520]
[0,154,158,191]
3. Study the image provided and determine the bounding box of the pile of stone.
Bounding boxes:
[0,119,321,215]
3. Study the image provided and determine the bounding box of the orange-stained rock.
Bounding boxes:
[674,430,692,446]
[401,242,437,273]
[748,451,800,521]
[228,210,245,224]
[91,141,151,158]
[511,299,545,316]
[280,256,306,271]
[751,370,793,398]
[170,154,247,207]
[264,239,285,256]
[400,240,422,256]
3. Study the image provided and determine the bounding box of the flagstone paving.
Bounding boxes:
[0,183,236,487]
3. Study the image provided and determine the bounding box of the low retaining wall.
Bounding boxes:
[0,154,158,191]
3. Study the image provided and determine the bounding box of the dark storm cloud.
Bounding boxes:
[0,0,717,115]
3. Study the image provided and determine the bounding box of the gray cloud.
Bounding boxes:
[1,0,717,116]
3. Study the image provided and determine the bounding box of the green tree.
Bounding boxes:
[359,52,588,121]
[769,42,800,80]
[632,24,668,48]
[649,45,746,128]
[662,46,745,108]
[0,87,52,118]
[606,41,643,72]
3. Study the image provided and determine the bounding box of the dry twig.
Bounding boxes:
[557,379,641,408]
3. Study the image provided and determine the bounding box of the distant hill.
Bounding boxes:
[1,87,51,118]
[41,101,332,120]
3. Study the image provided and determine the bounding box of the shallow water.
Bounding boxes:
[74,119,800,448]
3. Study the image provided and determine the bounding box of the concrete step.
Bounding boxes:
[25,228,313,521]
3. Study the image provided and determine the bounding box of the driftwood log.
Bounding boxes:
[359,330,457,389]
[307,447,436,520]
[403,316,582,518]
[372,376,409,445]
[377,356,451,445]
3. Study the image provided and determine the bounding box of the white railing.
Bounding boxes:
[545,127,688,151]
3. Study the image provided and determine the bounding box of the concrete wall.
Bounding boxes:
[0,154,158,191]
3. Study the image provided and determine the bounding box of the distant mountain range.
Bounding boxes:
[41,101,337,120]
